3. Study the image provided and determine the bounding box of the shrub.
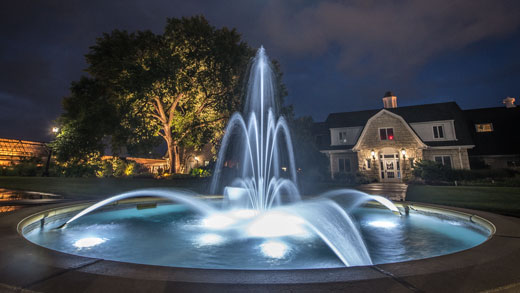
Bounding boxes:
[334,172,369,185]
[411,160,451,182]
[95,157,148,178]
[412,159,519,185]
[0,157,45,176]
[189,167,211,177]
[54,160,99,177]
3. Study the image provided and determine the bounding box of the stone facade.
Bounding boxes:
[352,111,426,182]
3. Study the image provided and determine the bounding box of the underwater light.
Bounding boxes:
[197,233,224,246]
[260,240,289,259]
[202,214,235,230]
[224,187,247,200]
[229,209,257,219]
[73,237,106,248]
[247,211,309,238]
[368,220,397,228]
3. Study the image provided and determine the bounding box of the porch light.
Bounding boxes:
[370,150,376,159]
[401,149,406,158]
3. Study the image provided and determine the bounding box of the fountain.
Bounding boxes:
[21,48,490,270]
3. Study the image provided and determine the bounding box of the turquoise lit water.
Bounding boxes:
[23,203,489,270]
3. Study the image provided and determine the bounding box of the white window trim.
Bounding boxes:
[339,131,348,144]
[338,157,352,173]
[432,125,445,140]
[378,127,395,141]
[434,155,452,168]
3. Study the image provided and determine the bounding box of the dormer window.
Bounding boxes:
[380,128,394,140]
[433,125,444,139]
[339,131,348,144]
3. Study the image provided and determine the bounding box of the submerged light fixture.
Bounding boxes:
[73,237,106,248]
[260,240,289,258]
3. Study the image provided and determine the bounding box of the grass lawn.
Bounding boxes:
[406,185,520,217]
[0,176,209,200]
[2,177,520,217]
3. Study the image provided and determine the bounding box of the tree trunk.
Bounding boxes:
[166,141,175,174]
[164,133,181,174]
[164,124,177,174]
[173,144,181,173]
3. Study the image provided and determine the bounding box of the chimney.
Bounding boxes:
[503,97,516,108]
[382,91,397,109]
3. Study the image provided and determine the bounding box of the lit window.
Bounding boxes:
[433,125,444,139]
[380,128,394,140]
[434,156,452,168]
[475,123,493,132]
[338,131,347,144]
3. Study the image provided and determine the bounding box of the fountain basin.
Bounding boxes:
[1,201,519,291]
[19,197,491,270]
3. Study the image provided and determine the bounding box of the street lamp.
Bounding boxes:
[43,127,59,177]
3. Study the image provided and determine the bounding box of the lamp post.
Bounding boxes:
[43,127,59,177]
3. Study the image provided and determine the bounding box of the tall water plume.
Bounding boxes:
[210,47,299,211]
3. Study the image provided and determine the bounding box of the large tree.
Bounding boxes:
[56,16,252,172]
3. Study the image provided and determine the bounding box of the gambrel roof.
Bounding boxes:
[317,102,475,150]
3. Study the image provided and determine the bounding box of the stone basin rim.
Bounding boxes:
[1,199,519,289]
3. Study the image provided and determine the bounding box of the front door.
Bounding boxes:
[380,153,401,182]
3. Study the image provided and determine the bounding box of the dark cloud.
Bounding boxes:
[1,0,519,141]
[262,0,520,78]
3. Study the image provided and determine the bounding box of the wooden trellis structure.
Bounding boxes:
[0,138,48,166]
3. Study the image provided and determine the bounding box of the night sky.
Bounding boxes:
[1,0,520,142]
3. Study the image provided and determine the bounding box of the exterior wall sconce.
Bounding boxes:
[370,150,376,159]
[401,149,406,158]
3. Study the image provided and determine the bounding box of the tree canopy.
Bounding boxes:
[55,16,253,173]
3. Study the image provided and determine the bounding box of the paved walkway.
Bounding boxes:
[355,183,408,201]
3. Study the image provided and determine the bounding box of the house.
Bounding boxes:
[464,97,520,169]
[315,92,476,182]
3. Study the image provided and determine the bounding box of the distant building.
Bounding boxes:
[0,138,48,166]
[315,92,519,182]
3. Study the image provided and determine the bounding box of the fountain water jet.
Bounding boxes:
[210,47,299,211]
[319,189,402,215]
[60,188,217,228]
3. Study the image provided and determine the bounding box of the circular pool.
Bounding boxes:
[21,199,491,270]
